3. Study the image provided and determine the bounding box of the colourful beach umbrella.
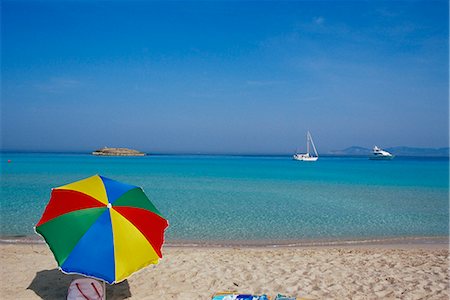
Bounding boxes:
[35,175,169,284]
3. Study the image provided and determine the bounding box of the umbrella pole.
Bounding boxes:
[103,280,106,300]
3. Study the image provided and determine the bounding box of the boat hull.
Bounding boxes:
[369,155,395,160]
[293,155,318,162]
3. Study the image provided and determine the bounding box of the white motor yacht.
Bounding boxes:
[370,146,394,160]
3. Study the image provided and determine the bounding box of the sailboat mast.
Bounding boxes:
[306,131,310,154]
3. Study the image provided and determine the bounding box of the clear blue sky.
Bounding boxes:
[1,0,448,154]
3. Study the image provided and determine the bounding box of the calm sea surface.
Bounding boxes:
[1,153,448,245]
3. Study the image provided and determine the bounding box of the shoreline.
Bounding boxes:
[2,235,448,249]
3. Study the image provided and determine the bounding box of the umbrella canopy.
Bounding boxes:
[35,175,169,284]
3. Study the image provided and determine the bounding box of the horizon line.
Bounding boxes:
[1,150,449,158]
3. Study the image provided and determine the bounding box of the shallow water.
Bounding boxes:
[1,153,448,243]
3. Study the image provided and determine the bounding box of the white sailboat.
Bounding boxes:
[293,131,319,161]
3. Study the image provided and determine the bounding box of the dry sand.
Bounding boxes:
[0,243,448,299]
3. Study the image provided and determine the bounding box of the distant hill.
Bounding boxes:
[328,146,449,157]
[386,146,449,157]
[329,146,372,156]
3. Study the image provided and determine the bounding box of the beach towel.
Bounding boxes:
[274,294,296,300]
[212,292,270,300]
[67,278,105,300]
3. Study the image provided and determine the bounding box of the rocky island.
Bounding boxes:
[92,147,146,156]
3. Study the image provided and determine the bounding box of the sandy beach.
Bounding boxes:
[0,242,448,299]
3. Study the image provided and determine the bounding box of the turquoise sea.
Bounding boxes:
[0,153,448,245]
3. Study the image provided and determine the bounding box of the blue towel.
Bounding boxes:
[274,294,296,300]
[212,294,270,300]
